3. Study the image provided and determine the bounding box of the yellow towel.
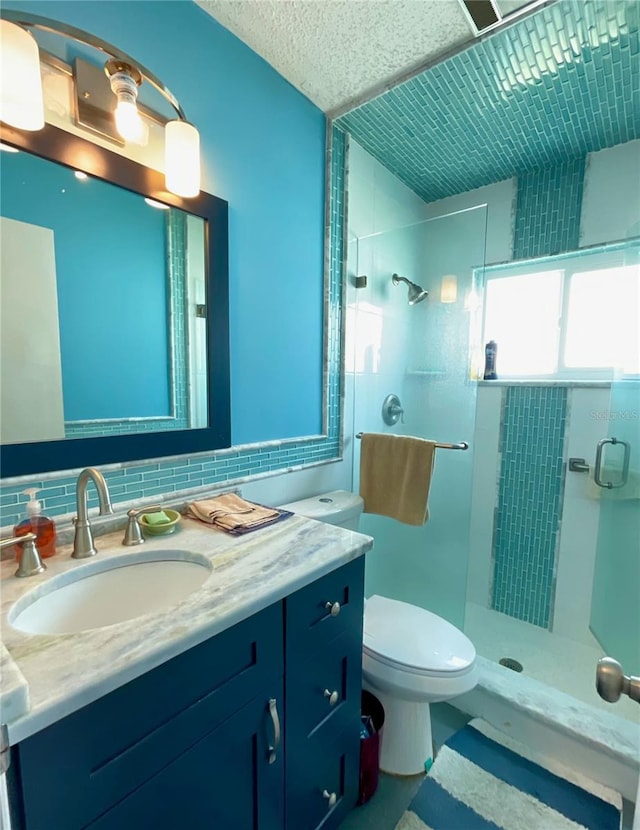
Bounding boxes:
[187,493,279,531]
[359,433,436,526]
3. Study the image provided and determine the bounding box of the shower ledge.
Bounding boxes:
[455,655,640,802]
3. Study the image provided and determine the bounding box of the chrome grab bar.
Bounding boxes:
[594,437,631,489]
[355,433,468,450]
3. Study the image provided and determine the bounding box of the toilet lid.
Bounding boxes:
[363,595,476,673]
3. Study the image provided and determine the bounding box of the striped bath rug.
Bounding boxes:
[395,719,622,830]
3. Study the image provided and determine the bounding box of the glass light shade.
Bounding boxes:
[165,120,200,198]
[0,21,44,131]
[440,275,458,303]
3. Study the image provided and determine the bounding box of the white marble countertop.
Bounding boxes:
[1,514,373,744]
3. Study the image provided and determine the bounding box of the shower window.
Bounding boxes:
[481,239,640,378]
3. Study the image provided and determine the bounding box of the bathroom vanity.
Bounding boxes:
[1,516,371,829]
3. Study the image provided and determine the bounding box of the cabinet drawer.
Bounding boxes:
[287,630,361,740]
[286,558,364,663]
[286,718,360,830]
[16,601,283,830]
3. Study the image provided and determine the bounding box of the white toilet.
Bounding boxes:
[279,490,478,776]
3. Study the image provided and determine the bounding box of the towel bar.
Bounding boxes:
[355,433,468,450]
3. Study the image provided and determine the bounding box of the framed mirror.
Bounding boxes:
[0,120,230,477]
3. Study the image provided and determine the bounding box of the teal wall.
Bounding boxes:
[0,3,344,528]
[7,0,326,445]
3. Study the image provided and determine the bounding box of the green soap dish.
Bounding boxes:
[139,508,181,536]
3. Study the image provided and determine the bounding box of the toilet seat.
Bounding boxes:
[363,595,476,676]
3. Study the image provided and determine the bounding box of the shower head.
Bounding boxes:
[392,273,428,305]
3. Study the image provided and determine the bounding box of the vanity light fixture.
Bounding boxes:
[0,21,45,131]
[0,11,201,198]
[105,59,146,145]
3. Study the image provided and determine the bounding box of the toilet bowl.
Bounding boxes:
[278,490,478,775]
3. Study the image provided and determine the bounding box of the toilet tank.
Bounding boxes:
[278,490,364,531]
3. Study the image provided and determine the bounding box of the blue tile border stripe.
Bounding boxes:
[513,158,586,259]
[491,386,567,628]
[0,124,347,529]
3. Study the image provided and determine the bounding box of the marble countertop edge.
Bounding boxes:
[2,516,373,745]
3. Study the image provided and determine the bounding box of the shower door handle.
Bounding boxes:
[596,657,640,704]
[594,437,630,489]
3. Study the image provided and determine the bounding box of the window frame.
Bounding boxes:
[479,239,640,381]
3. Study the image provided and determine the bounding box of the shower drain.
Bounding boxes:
[499,657,523,673]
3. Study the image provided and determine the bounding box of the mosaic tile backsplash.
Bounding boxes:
[491,386,568,628]
[337,0,639,203]
[513,158,586,259]
[0,126,347,531]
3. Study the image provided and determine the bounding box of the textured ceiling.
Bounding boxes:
[196,0,475,113]
[337,0,640,202]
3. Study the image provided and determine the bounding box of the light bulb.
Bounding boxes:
[165,120,200,198]
[114,100,146,144]
[0,21,45,131]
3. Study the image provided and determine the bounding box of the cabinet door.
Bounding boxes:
[88,684,285,830]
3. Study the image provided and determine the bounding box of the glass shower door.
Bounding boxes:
[350,206,488,629]
[589,377,640,674]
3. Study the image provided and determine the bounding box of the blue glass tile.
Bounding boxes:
[491,387,567,628]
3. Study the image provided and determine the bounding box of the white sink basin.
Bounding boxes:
[10,551,212,635]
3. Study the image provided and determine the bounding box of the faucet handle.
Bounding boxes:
[122,510,144,546]
[122,505,163,546]
[3,533,47,578]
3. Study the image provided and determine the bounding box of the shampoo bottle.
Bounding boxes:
[483,340,498,380]
[13,488,57,559]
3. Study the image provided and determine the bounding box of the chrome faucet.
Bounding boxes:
[72,468,114,559]
[0,532,46,578]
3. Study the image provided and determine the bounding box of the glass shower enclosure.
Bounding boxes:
[347,206,488,629]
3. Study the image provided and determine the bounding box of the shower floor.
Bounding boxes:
[464,602,640,725]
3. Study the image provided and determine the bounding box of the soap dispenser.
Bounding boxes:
[13,488,57,559]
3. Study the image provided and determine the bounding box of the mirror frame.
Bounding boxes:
[0,121,230,478]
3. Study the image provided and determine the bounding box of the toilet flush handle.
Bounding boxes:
[325,601,341,617]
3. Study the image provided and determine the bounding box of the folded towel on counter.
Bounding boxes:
[187,493,291,535]
[359,432,436,526]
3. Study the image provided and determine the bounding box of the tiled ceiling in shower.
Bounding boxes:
[336,0,640,202]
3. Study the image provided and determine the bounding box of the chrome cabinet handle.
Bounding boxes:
[267,698,280,765]
[325,601,341,617]
[323,688,339,706]
[594,437,631,489]
[322,789,337,807]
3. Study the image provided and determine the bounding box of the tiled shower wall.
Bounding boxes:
[0,127,348,531]
[513,158,586,259]
[492,386,567,628]
[468,383,614,638]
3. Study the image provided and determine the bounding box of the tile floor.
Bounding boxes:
[339,703,468,830]
[339,702,637,830]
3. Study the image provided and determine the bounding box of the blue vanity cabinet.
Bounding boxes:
[285,557,365,830]
[10,602,285,830]
[8,557,366,830]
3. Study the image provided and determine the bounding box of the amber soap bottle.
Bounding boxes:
[13,488,57,559]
